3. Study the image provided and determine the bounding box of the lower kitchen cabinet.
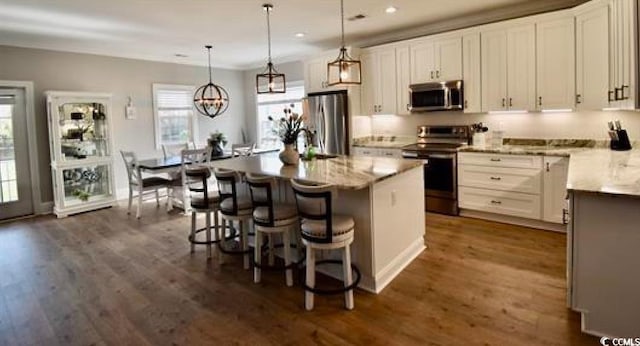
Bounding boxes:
[458,152,569,228]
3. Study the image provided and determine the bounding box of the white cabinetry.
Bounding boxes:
[410,36,462,84]
[46,91,116,218]
[609,0,636,109]
[481,25,536,112]
[462,32,481,113]
[543,156,569,223]
[576,2,611,110]
[361,47,397,115]
[352,147,402,158]
[396,45,411,115]
[459,152,570,227]
[536,16,576,110]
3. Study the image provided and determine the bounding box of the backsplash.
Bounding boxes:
[365,110,640,140]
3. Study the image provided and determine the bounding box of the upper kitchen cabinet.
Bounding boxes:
[576,1,611,110]
[304,48,361,94]
[609,0,636,109]
[536,16,576,111]
[396,45,411,115]
[462,32,481,113]
[410,36,462,84]
[361,47,398,115]
[481,24,536,112]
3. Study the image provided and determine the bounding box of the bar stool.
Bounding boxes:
[290,179,361,311]
[214,169,253,269]
[182,148,218,259]
[246,174,298,286]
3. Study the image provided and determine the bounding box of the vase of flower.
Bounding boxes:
[279,143,300,165]
[207,131,227,157]
[269,104,305,165]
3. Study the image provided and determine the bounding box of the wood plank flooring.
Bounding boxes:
[0,202,598,345]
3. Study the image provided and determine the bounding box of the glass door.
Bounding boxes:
[0,89,33,219]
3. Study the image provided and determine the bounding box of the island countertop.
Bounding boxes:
[567,149,640,197]
[209,154,423,190]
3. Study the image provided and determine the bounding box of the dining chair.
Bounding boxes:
[231,143,256,157]
[120,150,172,219]
[162,143,189,159]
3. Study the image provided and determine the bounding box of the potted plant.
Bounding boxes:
[207,131,227,156]
[269,104,305,165]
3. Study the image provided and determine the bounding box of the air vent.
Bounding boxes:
[348,14,366,21]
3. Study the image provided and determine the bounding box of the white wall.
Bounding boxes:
[366,110,640,140]
[0,45,247,204]
[242,61,305,143]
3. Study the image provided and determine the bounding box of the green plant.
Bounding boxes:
[72,189,90,202]
[268,104,305,145]
[209,131,228,146]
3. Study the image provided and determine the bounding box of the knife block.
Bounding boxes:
[610,130,632,151]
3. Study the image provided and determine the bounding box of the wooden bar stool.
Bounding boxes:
[290,179,361,311]
[246,174,298,286]
[214,169,253,269]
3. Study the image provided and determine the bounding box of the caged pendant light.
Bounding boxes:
[327,0,361,86]
[256,3,286,94]
[194,45,229,118]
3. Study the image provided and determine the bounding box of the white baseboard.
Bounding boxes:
[460,209,567,233]
[372,237,426,293]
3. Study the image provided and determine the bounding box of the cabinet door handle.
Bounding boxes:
[562,208,569,225]
[502,98,506,108]
[464,100,468,109]
[615,87,623,101]
[490,158,501,162]
[406,103,410,111]
[430,71,434,79]
[576,94,582,104]
[538,96,543,106]
[490,200,502,205]
[621,85,629,100]
[608,90,615,102]
[490,176,502,181]
[509,98,513,107]
[436,70,440,79]
[546,162,550,172]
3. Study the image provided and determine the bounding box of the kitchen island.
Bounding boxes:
[210,154,425,293]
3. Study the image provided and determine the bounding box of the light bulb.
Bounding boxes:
[340,70,349,80]
[268,81,275,90]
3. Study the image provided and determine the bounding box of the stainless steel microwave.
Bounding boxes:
[409,80,464,112]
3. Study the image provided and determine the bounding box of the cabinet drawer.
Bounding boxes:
[458,165,542,194]
[459,186,542,219]
[379,149,402,158]
[458,152,542,169]
[353,147,379,157]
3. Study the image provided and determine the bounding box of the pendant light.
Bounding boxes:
[327,0,361,86]
[194,45,229,118]
[256,4,286,94]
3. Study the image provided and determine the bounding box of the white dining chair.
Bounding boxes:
[231,143,256,157]
[120,150,173,218]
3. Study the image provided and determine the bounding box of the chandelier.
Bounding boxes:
[327,0,361,86]
[194,45,229,118]
[256,4,286,94]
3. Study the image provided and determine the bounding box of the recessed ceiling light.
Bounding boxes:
[174,53,188,58]
[385,6,398,14]
[295,32,305,38]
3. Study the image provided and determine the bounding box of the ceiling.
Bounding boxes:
[0,0,585,70]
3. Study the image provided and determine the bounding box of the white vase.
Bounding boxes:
[279,144,300,165]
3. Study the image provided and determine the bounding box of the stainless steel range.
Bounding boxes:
[402,125,470,215]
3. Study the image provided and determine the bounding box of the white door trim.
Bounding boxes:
[0,80,45,214]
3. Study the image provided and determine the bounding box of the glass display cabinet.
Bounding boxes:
[46,92,116,217]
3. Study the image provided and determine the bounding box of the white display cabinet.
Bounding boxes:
[46,91,116,218]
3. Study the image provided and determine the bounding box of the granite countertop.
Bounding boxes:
[567,149,640,197]
[458,139,601,157]
[209,153,423,190]
[352,136,415,149]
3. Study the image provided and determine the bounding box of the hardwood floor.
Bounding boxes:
[0,203,597,345]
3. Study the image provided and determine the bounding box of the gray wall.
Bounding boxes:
[242,60,305,143]
[0,45,247,205]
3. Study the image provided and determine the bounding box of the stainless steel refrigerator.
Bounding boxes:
[304,90,349,155]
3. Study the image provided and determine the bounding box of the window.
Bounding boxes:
[152,84,197,148]
[256,82,305,149]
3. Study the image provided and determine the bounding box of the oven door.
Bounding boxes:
[423,152,457,199]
